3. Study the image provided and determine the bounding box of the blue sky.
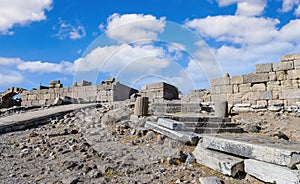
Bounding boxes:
[0,0,300,94]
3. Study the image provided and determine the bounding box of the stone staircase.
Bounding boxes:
[193,134,300,183]
[145,114,243,144]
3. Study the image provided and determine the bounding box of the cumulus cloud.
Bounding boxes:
[216,0,267,16]
[104,13,166,43]
[17,60,74,73]
[0,0,52,34]
[280,0,300,13]
[0,57,22,66]
[74,44,170,74]
[54,19,86,40]
[0,70,24,87]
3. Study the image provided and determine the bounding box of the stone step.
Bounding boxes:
[157,118,243,133]
[162,114,231,123]
[157,118,239,130]
[201,134,300,168]
[144,121,200,145]
[245,159,300,184]
[193,143,244,176]
[188,127,244,134]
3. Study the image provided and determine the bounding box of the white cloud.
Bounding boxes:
[74,44,170,74]
[0,70,24,87]
[280,0,300,13]
[295,4,300,16]
[216,0,267,16]
[105,13,166,43]
[17,60,74,73]
[186,15,279,45]
[0,57,22,66]
[0,0,52,34]
[54,19,86,40]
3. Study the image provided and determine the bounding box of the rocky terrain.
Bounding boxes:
[1,102,299,183]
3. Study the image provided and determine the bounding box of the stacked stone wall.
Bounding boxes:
[210,54,300,110]
[140,82,179,101]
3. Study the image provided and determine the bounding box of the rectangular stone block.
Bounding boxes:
[245,159,300,184]
[288,69,300,80]
[267,81,281,91]
[294,59,300,69]
[243,73,269,83]
[193,143,244,177]
[239,83,251,93]
[255,63,272,73]
[281,53,300,62]
[211,94,227,102]
[251,83,266,92]
[202,134,300,168]
[280,89,300,99]
[233,85,239,93]
[230,76,243,85]
[269,99,284,106]
[210,77,230,86]
[260,91,272,100]
[276,71,287,81]
[269,72,277,81]
[157,118,185,131]
[256,100,268,107]
[292,79,299,88]
[281,80,293,89]
[273,61,294,71]
[214,85,225,94]
[272,90,279,100]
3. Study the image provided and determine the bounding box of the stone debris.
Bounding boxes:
[199,176,223,184]
[193,143,244,176]
[245,159,300,184]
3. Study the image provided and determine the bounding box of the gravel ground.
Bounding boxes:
[0,104,280,184]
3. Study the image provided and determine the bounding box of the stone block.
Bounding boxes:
[292,79,299,88]
[211,94,227,102]
[210,77,230,86]
[239,83,251,93]
[288,69,300,80]
[251,83,266,92]
[260,91,272,100]
[281,80,293,89]
[245,159,300,184]
[268,99,284,106]
[294,59,300,69]
[230,76,243,84]
[201,134,300,168]
[255,63,272,73]
[267,81,281,91]
[157,118,185,131]
[233,85,239,93]
[144,121,199,145]
[225,85,233,94]
[214,85,225,94]
[276,71,287,81]
[280,89,300,99]
[199,177,222,184]
[193,143,244,176]
[273,61,294,71]
[269,72,277,81]
[281,53,300,62]
[272,90,279,99]
[243,73,269,83]
[256,100,268,107]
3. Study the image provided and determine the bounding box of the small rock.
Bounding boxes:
[88,169,102,178]
[167,157,177,165]
[62,176,79,184]
[185,154,196,164]
[199,176,222,184]
[272,131,289,140]
[145,131,155,140]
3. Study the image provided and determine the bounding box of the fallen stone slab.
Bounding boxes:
[191,127,243,134]
[245,159,300,184]
[164,114,231,123]
[0,103,97,133]
[144,121,200,145]
[199,176,222,184]
[193,143,244,176]
[157,118,186,131]
[202,134,300,168]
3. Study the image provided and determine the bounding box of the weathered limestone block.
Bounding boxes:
[292,79,299,88]
[145,121,199,145]
[193,143,244,176]
[281,80,293,89]
[199,177,222,184]
[280,89,300,99]
[157,118,185,131]
[260,91,272,100]
[273,61,294,71]
[276,71,287,81]
[210,77,230,86]
[267,81,281,91]
[268,99,284,106]
[255,63,272,73]
[243,73,269,83]
[239,83,251,93]
[28,95,37,100]
[294,59,300,69]
[214,101,228,117]
[269,72,277,81]
[211,94,227,102]
[230,76,243,84]
[214,85,226,94]
[134,97,149,116]
[272,90,280,100]
[288,69,300,80]
[233,84,239,93]
[281,53,300,62]
[251,83,266,92]
[256,100,268,107]
[201,134,300,168]
[225,85,233,94]
[245,159,300,184]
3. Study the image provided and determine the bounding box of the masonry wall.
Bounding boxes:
[210,54,300,109]
[140,82,179,102]
[20,81,137,107]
